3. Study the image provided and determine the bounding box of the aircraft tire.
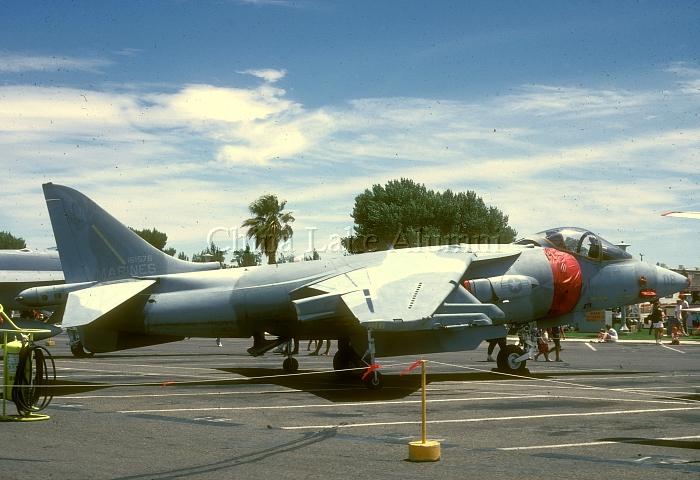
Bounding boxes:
[496,345,526,374]
[282,356,299,374]
[362,371,382,390]
[333,349,360,378]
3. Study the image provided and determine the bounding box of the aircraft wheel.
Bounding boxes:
[333,349,361,378]
[282,357,299,374]
[496,345,526,374]
[362,371,382,390]
[333,349,349,370]
[70,342,94,358]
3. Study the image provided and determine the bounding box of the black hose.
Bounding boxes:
[11,344,55,416]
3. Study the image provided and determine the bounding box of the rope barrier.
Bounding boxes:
[4,345,695,408]
[1,361,415,391]
[426,359,700,405]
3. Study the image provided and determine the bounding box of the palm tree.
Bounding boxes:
[242,194,295,264]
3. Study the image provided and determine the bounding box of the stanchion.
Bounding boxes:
[404,360,441,462]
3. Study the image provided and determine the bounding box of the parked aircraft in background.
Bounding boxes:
[662,211,700,220]
[17,184,689,388]
[0,249,63,338]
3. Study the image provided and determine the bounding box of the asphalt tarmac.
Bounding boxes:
[2,334,698,480]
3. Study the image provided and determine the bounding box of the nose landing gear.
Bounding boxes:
[496,322,537,374]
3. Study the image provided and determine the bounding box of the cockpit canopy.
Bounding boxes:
[515,227,632,261]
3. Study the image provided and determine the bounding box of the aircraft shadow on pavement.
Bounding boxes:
[216,367,654,403]
[45,379,114,396]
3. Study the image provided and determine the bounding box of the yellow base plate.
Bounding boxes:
[408,440,441,462]
[0,413,51,422]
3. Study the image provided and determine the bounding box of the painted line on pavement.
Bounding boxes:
[498,435,700,451]
[661,344,686,354]
[277,406,700,430]
[117,394,547,414]
[116,392,696,415]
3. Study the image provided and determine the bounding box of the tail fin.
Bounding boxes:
[43,183,219,283]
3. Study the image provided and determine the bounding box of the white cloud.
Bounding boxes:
[2,63,700,267]
[146,83,293,124]
[239,68,287,83]
[499,85,655,118]
[0,53,112,73]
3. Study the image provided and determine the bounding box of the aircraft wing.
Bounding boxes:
[62,279,155,328]
[0,270,65,283]
[293,249,504,330]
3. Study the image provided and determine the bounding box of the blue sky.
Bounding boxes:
[1,0,699,267]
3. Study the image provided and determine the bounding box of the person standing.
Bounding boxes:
[486,337,506,362]
[309,339,331,356]
[648,299,665,344]
[533,329,551,361]
[551,326,564,361]
[680,294,690,336]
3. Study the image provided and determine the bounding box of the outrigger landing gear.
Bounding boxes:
[281,338,299,374]
[361,329,382,390]
[496,322,537,374]
[282,355,298,374]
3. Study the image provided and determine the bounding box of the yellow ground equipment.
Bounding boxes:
[1,304,55,422]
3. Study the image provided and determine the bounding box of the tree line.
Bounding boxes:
[2,178,516,264]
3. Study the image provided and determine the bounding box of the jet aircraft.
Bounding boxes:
[662,211,700,220]
[18,184,689,388]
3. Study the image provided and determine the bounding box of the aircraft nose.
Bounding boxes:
[653,265,689,297]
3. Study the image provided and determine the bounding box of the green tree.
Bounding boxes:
[0,231,26,249]
[192,242,226,266]
[130,227,168,251]
[177,251,189,261]
[343,178,516,253]
[163,247,177,257]
[241,194,295,264]
[231,245,261,267]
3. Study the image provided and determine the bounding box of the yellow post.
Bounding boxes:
[421,360,427,443]
[408,360,441,462]
[2,330,7,417]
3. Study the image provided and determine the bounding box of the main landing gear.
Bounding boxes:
[67,328,94,358]
[333,331,382,390]
[259,332,382,389]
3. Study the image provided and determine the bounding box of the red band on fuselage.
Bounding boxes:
[544,247,582,316]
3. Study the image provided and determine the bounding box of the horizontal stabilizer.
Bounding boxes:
[63,279,155,328]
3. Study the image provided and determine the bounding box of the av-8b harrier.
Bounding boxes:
[17,184,688,388]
